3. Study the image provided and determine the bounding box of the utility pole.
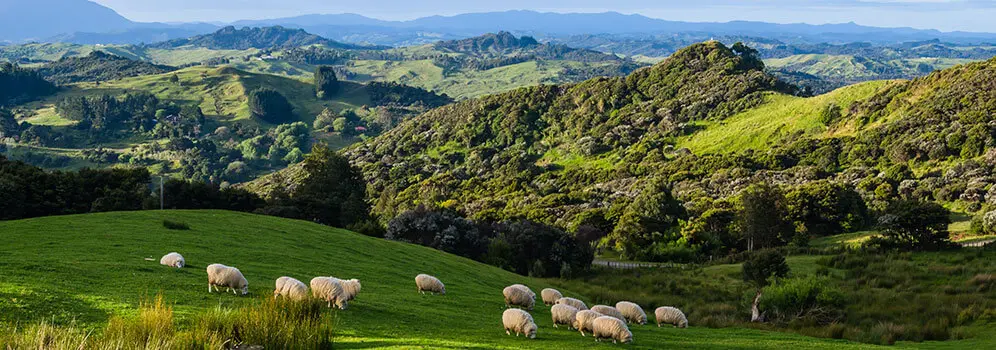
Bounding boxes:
[160,176,165,210]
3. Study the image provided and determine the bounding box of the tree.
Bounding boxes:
[742,250,790,322]
[785,181,869,238]
[875,200,952,251]
[0,108,18,139]
[168,73,180,86]
[739,183,793,251]
[313,108,337,131]
[248,88,294,124]
[291,143,372,228]
[611,179,686,259]
[386,206,488,260]
[315,66,339,99]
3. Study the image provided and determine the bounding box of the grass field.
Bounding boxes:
[0,210,903,349]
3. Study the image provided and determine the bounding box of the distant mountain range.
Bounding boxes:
[3,1,996,47]
[146,26,382,50]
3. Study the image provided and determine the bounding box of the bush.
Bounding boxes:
[874,200,953,251]
[760,276,846,325]
[162,220,191,230]
[386,207,488,259]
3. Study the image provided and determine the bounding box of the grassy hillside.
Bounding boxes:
[677,80,896,154]
[0,210,881,349]
[18,65,363,126]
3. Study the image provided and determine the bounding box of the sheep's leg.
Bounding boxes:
[208,283,212,293]
[553,324,558,329]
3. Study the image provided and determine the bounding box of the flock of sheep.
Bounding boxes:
[502,284,688,344]
[159,252,686,345]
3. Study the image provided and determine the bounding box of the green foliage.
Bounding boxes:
[248,87,294,124]
[742,250,790,289]
[871,200,953,251]
[0,62,56,106]
[759,276,846,325]
[35,51,175,85]
[611,179,686,260]
[785,181,870,237]
[739,183,794,251]
[289,143,372,228]
[314,65,339,99]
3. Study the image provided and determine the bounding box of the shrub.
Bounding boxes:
[873,200,953,251]
[163,220,191,230]
[248,88,294,124]
[760,276,846,325]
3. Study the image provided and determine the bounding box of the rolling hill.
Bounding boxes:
[148,26,379,51]
[0,210,883,349]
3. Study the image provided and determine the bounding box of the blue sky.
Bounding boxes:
[90,0,996,32]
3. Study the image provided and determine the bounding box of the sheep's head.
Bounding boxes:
[620,330,633,344]
[440,286,446,295]
[679,319,688,328]
[336,299,349,310]
[638,315,647,325]
[525,323,537,339]
[240,286,249,295]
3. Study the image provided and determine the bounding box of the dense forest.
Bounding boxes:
[341,41,996,261]
[0,63,56,106]
[35,51,176,85]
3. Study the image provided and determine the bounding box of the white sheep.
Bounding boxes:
[274,276,308,301]
[415,274,445,295]
[573,309,604,336]
[504,285,536,311]
[310,276,349,309]
[541,288,563,306]
[593,316,633,344]
[510,284,536,299]
[551,304,579,329]
[160,252,185,268]
[206,264,248,295]
[502,308,538,339]
[591,305,626,323]
[556,297,589,311]
[341,278,362,301]
[655,306,688,328]
[615,301,648,325]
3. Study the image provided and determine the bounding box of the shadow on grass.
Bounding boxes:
[0,284,108,325]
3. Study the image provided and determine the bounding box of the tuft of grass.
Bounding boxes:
[162,220,191,231]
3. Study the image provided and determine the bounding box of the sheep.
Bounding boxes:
[592,316,633,344]
[273,276,308,301]
[510,284,536,299]
[502,308,538,339]
[206,264,248,295]
[551,304,579,329]
[655,306,688,328]
[573,309,604,336]
[615,301,648,325]
[310,277,349,309]
[504,285,535,311]
[415,274,445,295]
[340,279,362,301]
[541,288,563,306]
[556,297,589,311]
[160,252,185,268]
[591,305,626,323]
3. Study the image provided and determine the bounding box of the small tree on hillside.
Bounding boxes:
[875,200,952,251]
[248,88,293,124]
[291,143,372,229]
[742,250,790,322]
[611,179,686,259]
[315,66,339,99]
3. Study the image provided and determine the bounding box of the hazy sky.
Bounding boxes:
[90,0,996,32]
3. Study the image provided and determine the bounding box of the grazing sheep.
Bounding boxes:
[591,305,626,322]
[340,279,362,301]
[504,285,536,310]
[274,276,308,301]
[615,301,648,325]
[502,308,538,339]
[206,264,248,295]
[541,288,563,306]
[573,309,604,336]
[310,277,349,309]
[415,274,445,295]
[655,306,688,328]
[510,284,536,299]
[593,316,633,344]
[556,297,589,311]
[160,252,185,268]
[551,304,579,329]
